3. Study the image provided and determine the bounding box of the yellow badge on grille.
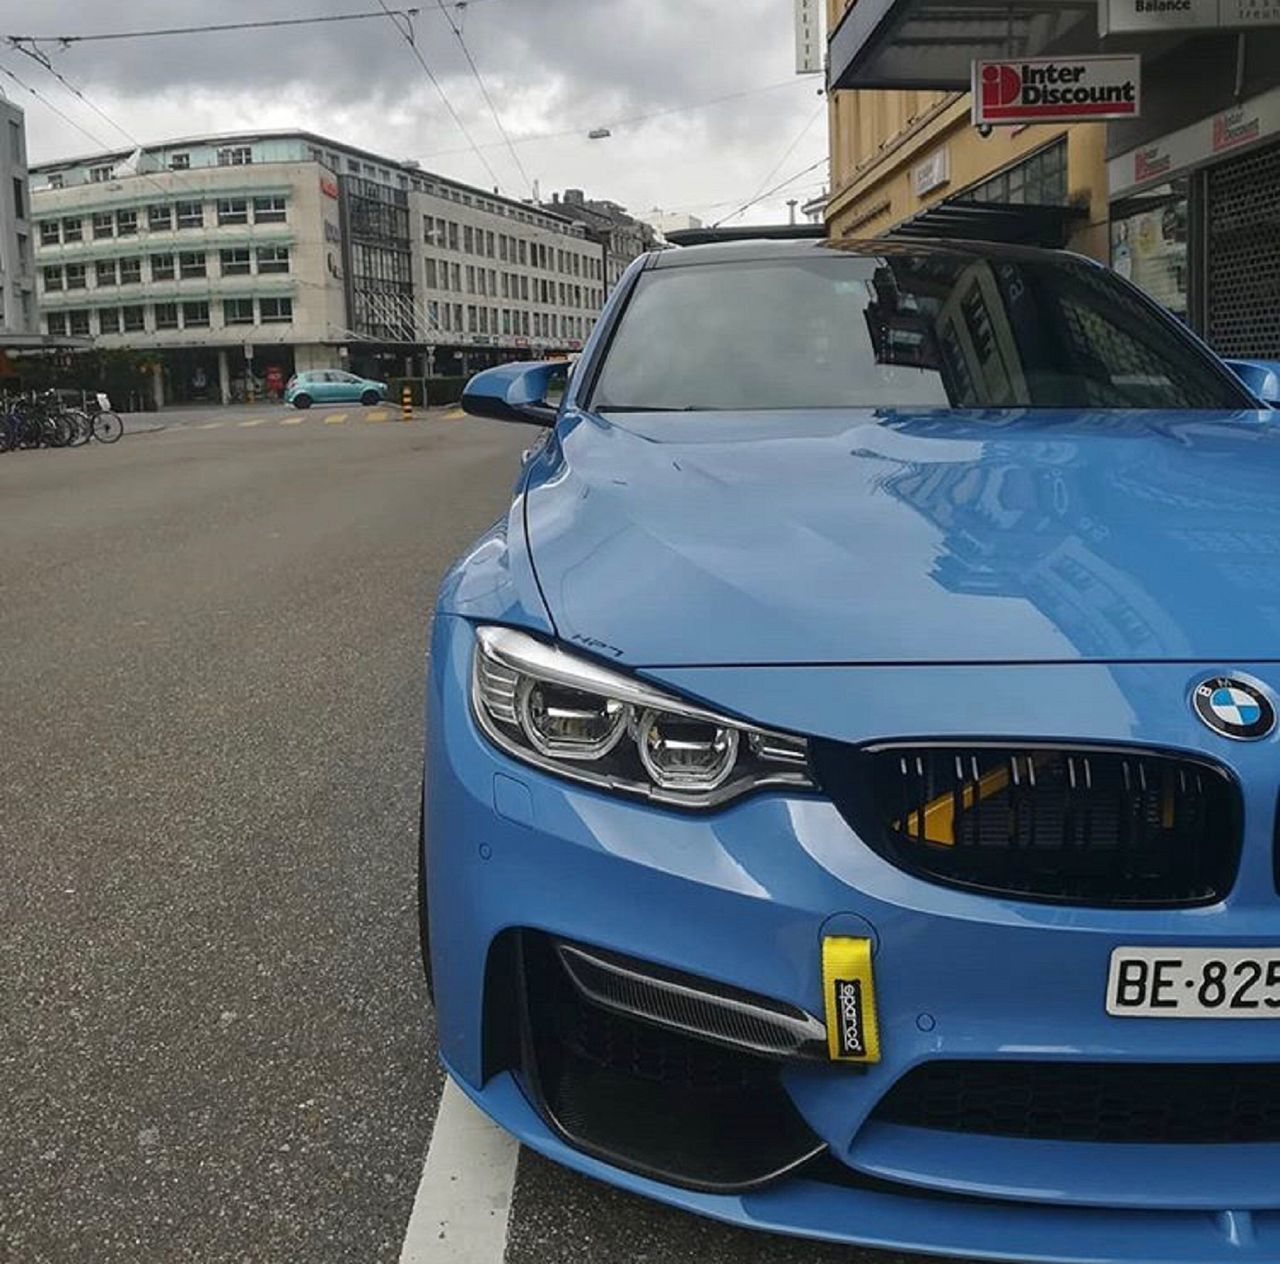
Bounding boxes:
[822,936,881,1063]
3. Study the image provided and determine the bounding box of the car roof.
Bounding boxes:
[647,235,1097,270]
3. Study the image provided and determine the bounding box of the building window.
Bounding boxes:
[485,231,495,258]
[154,302,178,330]
[1111,179,1189,322]
[181,301,209,328]
[252,196,286,223]
[116,208,137,236]
[122,305,145,332]
[88,165,112,184]
[970,139,1068,207]
[96,260,117,287]
[46,312,67,336]
[175,201,204,229]
[450,262,460,291]
[68,310,90,336]
[424,258,438,288]
[65,263,86,290]
[217,146,253,166]
[517,239,527,265]
[223,298,255,325]
[47,172,64,190]
[179,251,207,278]
[464,225,474,254]
[92,212,114,240]
[39,220,59,247]
[255,245,289,274]
[98,308,122,334]
[43,265,62,291]
[220,247,251,276]
[447,221,459,250]
[151,253,175,281]
[467,304,476,332]
[466,265,475,294]
[148,204,172,231]
[217,198,248,226]
[259,297,293,323]
[119,257,141,285]
[169,153,190,170]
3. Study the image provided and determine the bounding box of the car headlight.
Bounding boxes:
[471,625,813,808]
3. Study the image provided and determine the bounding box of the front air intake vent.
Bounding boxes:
[812,742,1240,907]
[555,942,827,1061]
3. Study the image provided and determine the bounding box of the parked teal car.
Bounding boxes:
[285,369,388,409]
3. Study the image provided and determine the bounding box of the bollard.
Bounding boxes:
[401,384,413,422]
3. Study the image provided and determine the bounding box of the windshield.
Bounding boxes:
[589,252,1252,412]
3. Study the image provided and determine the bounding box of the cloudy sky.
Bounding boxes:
[0,0,830,225]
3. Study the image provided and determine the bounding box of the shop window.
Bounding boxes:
[1110,180,1188,322]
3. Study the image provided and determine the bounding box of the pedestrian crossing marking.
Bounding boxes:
[280,416,304,425]
[196,421,224,430]
[238,418,268,428]
[324,412,349,425]
[366,410,388,422]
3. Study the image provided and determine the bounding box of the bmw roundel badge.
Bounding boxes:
[1192,677,1276,741]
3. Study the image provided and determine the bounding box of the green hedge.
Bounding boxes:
[387,376,469,407]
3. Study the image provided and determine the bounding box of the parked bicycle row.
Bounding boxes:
[0,392,123,452]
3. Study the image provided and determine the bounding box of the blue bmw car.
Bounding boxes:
[423,237,1277,1263]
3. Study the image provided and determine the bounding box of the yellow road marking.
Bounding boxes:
[324,412,349,425]
[280,416,304,425]
[366,410,388,422]
[196,421,224,430]
[443,408,465,421]
[238,418,268,428]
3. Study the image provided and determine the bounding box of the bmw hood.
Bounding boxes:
[522,407,1280,668]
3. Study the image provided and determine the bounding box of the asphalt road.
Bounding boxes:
[0,409,946,1264]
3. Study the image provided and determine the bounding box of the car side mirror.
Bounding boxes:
[1225,359,1280,408]
[461,360,568,427]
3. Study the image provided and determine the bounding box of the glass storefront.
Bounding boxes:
[1110,180,1189,323]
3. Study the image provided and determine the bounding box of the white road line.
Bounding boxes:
[399,1076,519,1264]
[280,416,304,426]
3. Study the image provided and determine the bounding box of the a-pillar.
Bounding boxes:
[217,349,231,404]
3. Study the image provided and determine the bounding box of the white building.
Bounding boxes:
[640,210,704,242]
[30,131,610,404]
[0,97,38,344]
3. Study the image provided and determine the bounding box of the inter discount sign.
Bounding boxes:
[971,55,1141,126]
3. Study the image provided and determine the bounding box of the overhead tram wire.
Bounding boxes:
[374,0,506,192]
[712,102,826,227]
[417,77,811,160]
[11,42,136,145]
[0,60,115,151]
[431,0,533,197]
[709,157,829,229]
[7,9,446,48]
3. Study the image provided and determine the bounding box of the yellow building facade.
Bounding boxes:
[823,0,1110,261]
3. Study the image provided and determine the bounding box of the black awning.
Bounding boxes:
[886,199,1086,248]
[828,0,1100,90]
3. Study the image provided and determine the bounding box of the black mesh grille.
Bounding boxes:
[874,1060,1280,1144]
[813,742,1240,906]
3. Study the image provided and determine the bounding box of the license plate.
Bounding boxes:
[1107,947,1280,1017]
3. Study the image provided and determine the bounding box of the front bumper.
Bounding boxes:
[425,614,1280,1262]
